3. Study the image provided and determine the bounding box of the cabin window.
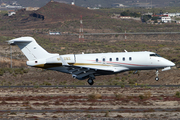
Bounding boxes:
[123,57,125,61]
[129,57,132,61]
[96,58,98,62]
[116,58,119,61]
[109,58,112,61]
[103,58,105,62]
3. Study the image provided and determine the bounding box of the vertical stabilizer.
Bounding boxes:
[8,37,50,61]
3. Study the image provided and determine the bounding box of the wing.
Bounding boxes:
[60,56,129,80]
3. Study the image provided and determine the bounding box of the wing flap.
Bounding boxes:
[60,56,129,79]
[72,68,87,75]
[75,71,96,80]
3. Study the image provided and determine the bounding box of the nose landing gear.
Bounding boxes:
[155,70,159,81]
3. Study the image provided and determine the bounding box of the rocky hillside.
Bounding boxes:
[33,1,104,22]
[0,1,105,30]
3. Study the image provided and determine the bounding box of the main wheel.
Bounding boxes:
[155,77,159,81]
[87,78,94,85]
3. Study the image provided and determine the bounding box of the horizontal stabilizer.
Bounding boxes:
[8,37,33,45]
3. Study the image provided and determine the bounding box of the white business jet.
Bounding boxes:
[8,37,175,85]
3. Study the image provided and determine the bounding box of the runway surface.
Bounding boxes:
[1,108,180,113]
[0,85,179,88]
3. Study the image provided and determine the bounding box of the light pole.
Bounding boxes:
[10,45,12,68]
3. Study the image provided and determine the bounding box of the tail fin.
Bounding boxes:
[8,37,51,61]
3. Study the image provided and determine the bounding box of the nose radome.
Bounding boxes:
[170,62,175,67]
[167,60,175,67]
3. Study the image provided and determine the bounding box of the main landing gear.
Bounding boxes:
[87,78,94,85]
[155,70,159,81]
[87,74,95,85]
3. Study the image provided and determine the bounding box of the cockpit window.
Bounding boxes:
[150,54,161,57]
[150,54,156,57]
[156,54,161,57]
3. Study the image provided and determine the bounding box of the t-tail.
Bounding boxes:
[8,37,61,67]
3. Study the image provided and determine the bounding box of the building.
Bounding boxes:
[1,3,6,6]
[146,20,154,24]
[152,14,168,17]
[176,21,180,24]
[160,17,171,23]
[119,16,131,19]
[71,2,75,5]
[6,5,23,9]
[87,7,100,10]
[26,7,40,11]
[8,10,16,16]
[163,13,180,17]
[143,12,153,16]
[112,3,126,7]
[49,32,61,35]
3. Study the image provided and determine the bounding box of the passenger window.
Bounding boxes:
[129,57,132,61]
[96,58,98,62]
[110,58,112,61]
[103,58,105,62]
[123,57,125,61]
[116,58,119,61]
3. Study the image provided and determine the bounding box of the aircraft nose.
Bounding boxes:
[168,61,175,67]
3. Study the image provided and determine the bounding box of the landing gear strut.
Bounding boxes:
[87,78,94,85]
[155,70,159,81]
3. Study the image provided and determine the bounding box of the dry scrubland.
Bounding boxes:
[0,87,180,119]
[0,34,180,86]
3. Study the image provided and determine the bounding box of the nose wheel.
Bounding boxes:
[87,78,94,85]
[155,70,159,81]
[155,77,159,81]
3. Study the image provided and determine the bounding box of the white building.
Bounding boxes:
[112,3,127,7]
[49,32,61,35]
[163,13,180,17]
[71,2,75,5]
[8,11,16,16]
[26,7,40,11]
[119,16,131,19]
[160,17,171,23]
[6,5,23,9]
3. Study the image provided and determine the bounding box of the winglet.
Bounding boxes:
[60,56,69,66]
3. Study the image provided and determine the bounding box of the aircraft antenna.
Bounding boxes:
[79,15,84,42]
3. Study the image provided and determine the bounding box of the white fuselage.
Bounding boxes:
[43,51,174,76]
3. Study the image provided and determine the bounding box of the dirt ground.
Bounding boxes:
[0,87,180,119]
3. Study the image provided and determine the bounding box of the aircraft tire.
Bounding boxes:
[87,78,94,85]
[155,77,159,81]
